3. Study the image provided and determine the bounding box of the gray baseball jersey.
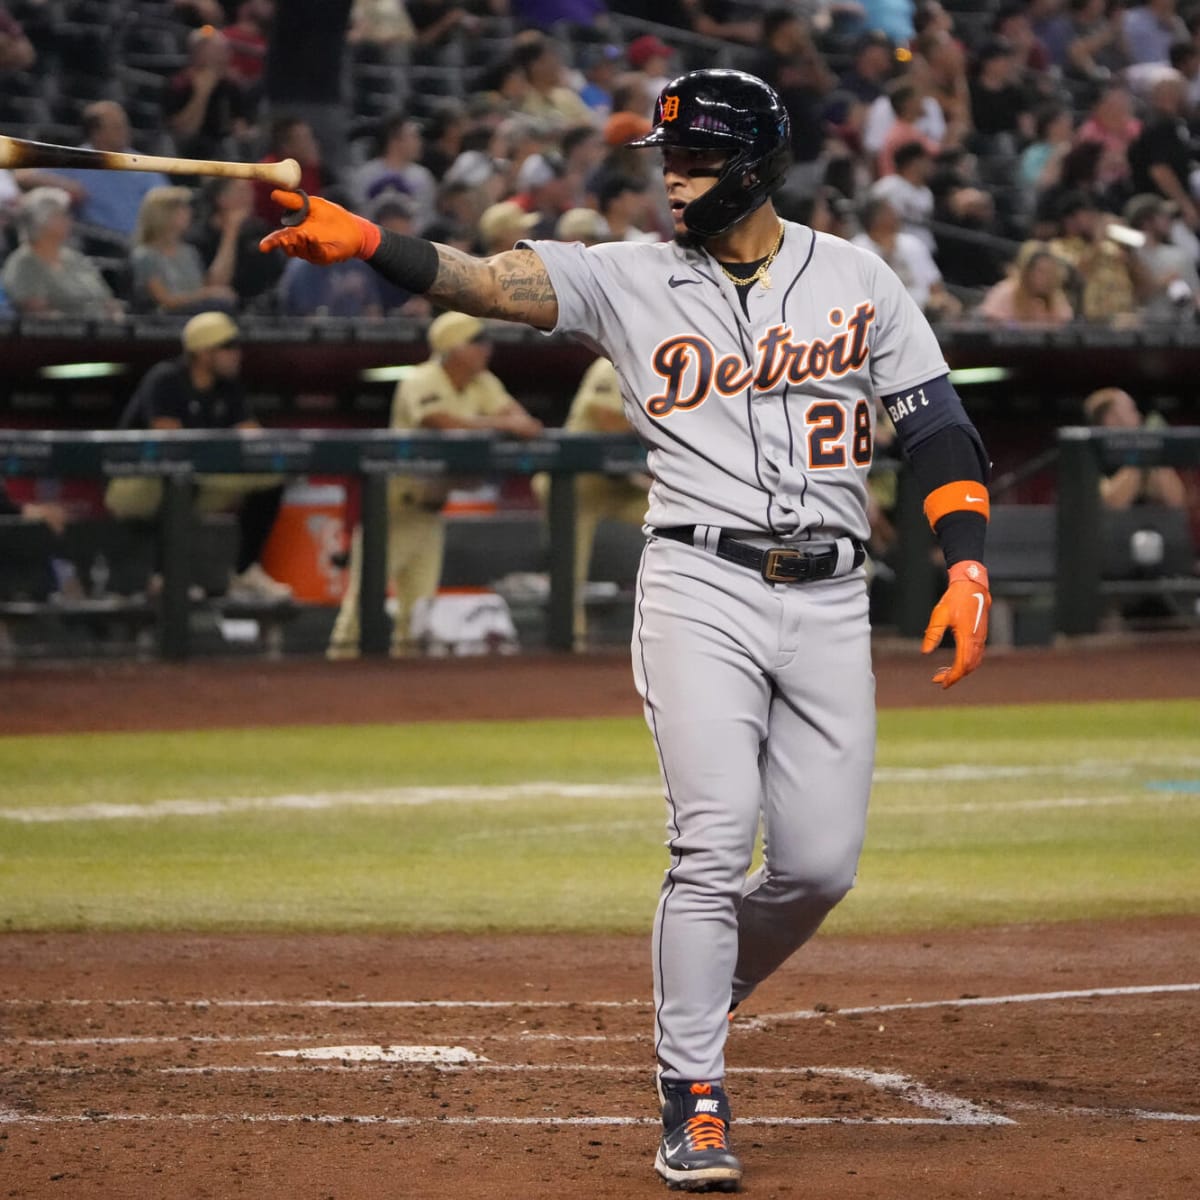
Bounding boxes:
[525,224,949,541]
[524,224,950,1087]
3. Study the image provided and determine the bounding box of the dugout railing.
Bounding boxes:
[0,427,647,660]
[892,426,1200,641]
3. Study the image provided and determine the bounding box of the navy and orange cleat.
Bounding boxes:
[654,1079,743,1193]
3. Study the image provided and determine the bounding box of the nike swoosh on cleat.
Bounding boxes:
[668,276,701,288]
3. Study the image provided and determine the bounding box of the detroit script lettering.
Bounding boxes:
[645,302,876,418]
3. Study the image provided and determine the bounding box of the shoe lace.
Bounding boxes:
[684,1113,728,1152]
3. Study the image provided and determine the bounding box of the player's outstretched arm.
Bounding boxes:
[259,190,559,330]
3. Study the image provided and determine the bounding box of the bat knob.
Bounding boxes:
[280,189,311,227]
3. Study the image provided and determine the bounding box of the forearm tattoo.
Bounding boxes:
[429,246,558,328]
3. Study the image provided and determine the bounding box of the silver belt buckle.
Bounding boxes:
[762,546,805,583]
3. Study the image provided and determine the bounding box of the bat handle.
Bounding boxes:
[280,189,311,228]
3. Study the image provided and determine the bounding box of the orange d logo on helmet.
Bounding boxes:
[661,95,681,121]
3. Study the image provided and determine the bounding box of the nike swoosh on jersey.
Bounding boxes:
[668,275,701,288]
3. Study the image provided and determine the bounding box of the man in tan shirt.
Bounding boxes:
[533,356,649,644]
[328,311,543,657]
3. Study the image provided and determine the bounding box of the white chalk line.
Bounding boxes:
[0,997,649,1010]
[0,1066,1010,1128]
[3,761,1196,823]
[755,982,1200,1027]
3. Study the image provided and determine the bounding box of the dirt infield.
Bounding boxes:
[2,634,1198,735]
[1,639,1198,1197]
[1,921,1197,1199]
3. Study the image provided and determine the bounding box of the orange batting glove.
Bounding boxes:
[258,190,380,264]
[922,560,991,689]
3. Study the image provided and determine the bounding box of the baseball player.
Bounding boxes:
[328,310,543,658]
[531,355,650,645]
[262,69,991,1193]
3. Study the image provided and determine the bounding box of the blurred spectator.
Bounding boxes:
[514,36,593,128]
[1032,0,1076,68]
[369,193,433,315]
[869,140,936,250]
[190,176,285,310]
[327,311,543,659]
[597,173,656,242]
[1075,84,1140,192]
[350,112,438,230]
[1127,69,1200,231]
[993,0,1054,76]
[1,188,124,319]
[225,0,275,88]
[561,124,606,206]
[406,0,483,50]
[862,0,916,44]
[105,311,292,603]
[852,196,961,318]
[263,0,352,181]
[348,0,416,65]
[864,69,946,171]
[777,183,857,238]
[0,3,34,71]
[50,102,170,241]
[278,252,381,317]
[477,199,538,254]
[1083,387,1187,509]
[165,26,254,161]
[752,8,836,194]
[1122,0,1186,65]
[512,0,609,30]
[511,152,573,235]
[875,83,942,177]
[915,28,972,150]
[252,116,324,224]
[555,207,611,244]
[1061,0,1130,85]
[577,42,622,115]
[1122,191,1199,319]
[976,240,1074,324]
[420,102,469,180]
[131,186,237,315]
[839,30,896,105]
[1020,102,1076,192]
[626,33,675,98]
[612,1,758,44]
[968,39,1035,151]
[1048,189,1150,323]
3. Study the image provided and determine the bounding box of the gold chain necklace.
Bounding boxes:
[715,223,786,290]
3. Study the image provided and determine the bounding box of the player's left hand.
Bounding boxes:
[258,191,379,264]
[922,560,990,689]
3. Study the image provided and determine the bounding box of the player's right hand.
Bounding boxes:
[259,191,380,264]
[922,560,991,689]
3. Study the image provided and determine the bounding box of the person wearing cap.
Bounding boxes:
[554,208,612,245]
[103,311,293,602]
[838,30,898,104]
[327,311,544,658]
[1082,387,1187,510]
[1123,191,1199,320]
[626,33,675,97]
[477,200,541,255]
[511,153,575,238]
[577,41,623,115]
[531,356,649,645]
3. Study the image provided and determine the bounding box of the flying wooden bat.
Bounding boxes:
[0,133,302,189]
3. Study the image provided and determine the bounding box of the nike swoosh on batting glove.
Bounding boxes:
[922,560,991,689]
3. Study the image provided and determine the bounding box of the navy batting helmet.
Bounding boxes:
[628,69,791,239]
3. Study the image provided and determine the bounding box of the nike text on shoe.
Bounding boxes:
[654,1080,742,1193]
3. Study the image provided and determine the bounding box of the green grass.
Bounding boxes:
[1,700,1197,933]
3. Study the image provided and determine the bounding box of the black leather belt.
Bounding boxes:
[655,526,865,584]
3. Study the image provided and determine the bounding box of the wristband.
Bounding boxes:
[923,480,990,528]
[948,559,989,589]
[365,228,440,294]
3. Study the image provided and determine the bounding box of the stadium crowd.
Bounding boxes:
[3,0,1200,328]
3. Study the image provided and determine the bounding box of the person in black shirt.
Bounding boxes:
[190,176,287,312]
[104,312,293,601]
[967,39,1034,151]
[1127,69,1200,232]
[164,27,254,163]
